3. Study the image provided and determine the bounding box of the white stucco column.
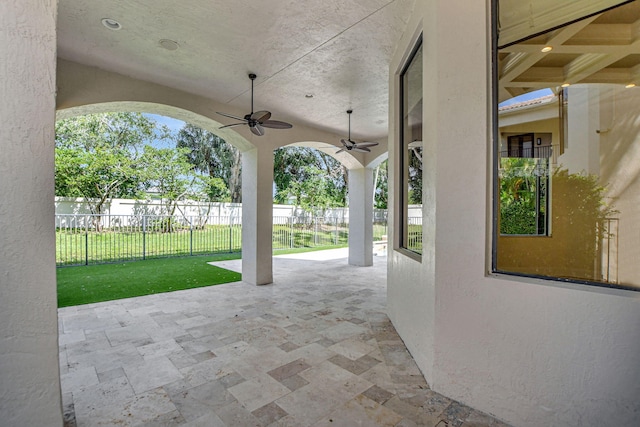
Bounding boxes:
[0,1,63,426]
[348,167,374,266]
[242,146,274,285]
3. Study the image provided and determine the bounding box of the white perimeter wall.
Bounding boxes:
[54,198,393,224]
[0,1,63,425]
[387,1,640,426]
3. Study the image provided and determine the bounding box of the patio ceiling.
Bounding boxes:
[499,0,640,101]
[57,0,415,142]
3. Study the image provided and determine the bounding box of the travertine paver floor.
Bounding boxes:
[59,249,510,427]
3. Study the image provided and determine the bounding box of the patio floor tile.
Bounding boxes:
[59,248,510,426]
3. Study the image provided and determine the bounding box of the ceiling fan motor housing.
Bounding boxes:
[216,73,293,135]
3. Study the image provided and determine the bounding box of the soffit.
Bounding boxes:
[499,1,640,101]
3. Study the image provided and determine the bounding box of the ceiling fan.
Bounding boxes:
[336,109,379,153]
[217,73,293,136]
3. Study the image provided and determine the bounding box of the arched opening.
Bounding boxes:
[53,108,390,292]
[53,110,250,308]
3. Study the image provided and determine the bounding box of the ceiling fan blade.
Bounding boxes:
[251,110,271,122]
[261,120,293,129]
[217,111,247,121]
[353,147,371,153]
[354,141,379,148]
[219,122,246,129]
[250,123,265,136]
[336,148,346,153]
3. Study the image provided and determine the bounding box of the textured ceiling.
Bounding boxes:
[57,0,415,142]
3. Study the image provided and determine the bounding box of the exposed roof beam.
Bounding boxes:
[581,68,632,84]
[564,23,632,45]
[499,11,640,98]
[631,63,640,81]
[500,52,541,83]
[504,68,635,86]
[500,38,640,55]
[499,16,598,86]
[564,52,628,84]
[544,15,601,45]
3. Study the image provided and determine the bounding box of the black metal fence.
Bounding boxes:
[55,214,390,266]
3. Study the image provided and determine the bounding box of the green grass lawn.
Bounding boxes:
[57,253,242,308]
[56,247,351,308]
[55,223,375,266]
[56,225,243,266]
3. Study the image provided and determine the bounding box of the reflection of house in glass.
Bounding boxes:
[497,86,626,285]
[498,95,556,237]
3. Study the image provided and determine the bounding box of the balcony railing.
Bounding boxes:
[499,144,559,165]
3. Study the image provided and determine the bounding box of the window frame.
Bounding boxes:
[491,0,635,292]
[397,34,423,259]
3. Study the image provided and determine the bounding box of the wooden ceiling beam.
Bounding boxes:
[500,38,640,55]
[498,13,640,98]
[499,16,598,85]
[564,52,629,84]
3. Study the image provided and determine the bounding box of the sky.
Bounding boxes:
[144,113,186,148]
[143,113,280,196]
[498,88,553,107]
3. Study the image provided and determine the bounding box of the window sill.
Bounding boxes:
[395,247,422,263]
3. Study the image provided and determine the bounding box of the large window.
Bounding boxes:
[494,0,640,291]
[399,36,423,255]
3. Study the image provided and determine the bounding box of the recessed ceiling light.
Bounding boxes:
[626,83,636,88]
[561,83,571,88]
[101,18,121,30]
[541,46,553,52]
[305,94,314,98]
[159,39,179,51]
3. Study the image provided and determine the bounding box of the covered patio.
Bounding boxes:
[4,1,640,426]
[58,249,506,426]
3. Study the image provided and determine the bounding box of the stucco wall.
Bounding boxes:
[386,0,435,384]
[387,1,640,426]
[0,1,63,425]
[597,85,640,286]
[54,197,354,221]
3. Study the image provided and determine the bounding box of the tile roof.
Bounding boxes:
[499,94,557,112]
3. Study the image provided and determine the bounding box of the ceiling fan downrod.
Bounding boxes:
[249,73,257,114]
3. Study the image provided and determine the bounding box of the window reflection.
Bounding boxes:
[495,1,640,290]
[400,37,423,255]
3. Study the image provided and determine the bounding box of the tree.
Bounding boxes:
[408,147,423,204]
[176,124,242,202]
[499,157,546,235]
[142,146,198,223]
[273,147,347,207]
[274,147,318,204]
[200,176,231,203]
[373,160,388,209]
[285,166,342,213]
[55,112,169,220]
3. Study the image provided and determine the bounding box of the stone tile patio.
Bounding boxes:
[58,249,510,427]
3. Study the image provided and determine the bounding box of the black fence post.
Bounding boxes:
[85,215,89,266]
[142,216,146,260]
[229,217,233,253]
